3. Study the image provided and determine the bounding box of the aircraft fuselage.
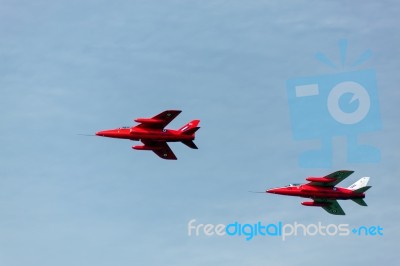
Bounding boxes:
[267,184,366,200]
[96,128,195,142]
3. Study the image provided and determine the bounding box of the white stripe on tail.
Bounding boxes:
[178,120,200,134]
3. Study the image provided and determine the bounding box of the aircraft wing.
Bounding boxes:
[315,199,346,215]
[142,140,177,160]
[134,110,182,130]
[306,170,354,187]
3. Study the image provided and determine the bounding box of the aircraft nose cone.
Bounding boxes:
[266,188,283,194]
[95,130,116,138]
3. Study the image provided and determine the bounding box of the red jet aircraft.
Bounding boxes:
[267,170,371,215]
[96,110,200,160]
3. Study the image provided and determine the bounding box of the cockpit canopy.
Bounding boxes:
[287,183,301,187]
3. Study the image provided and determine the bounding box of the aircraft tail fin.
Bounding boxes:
[351,198,368,206]
[347,177,370,191]
[178,120,200,135]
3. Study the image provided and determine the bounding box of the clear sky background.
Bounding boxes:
[1,1,399,265]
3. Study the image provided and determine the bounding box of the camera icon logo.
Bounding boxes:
[287,40,381,168]
[328,81,370,125]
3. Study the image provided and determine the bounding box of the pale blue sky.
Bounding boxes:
[0,1,399,265]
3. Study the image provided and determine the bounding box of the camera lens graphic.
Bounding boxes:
[327,81,371,125]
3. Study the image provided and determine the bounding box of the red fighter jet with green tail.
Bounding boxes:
[96,110,200,160]
[267,170,371,215]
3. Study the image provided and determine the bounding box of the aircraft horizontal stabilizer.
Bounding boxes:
[182,140,198,149]
[351,198,368,206]
[353,186,372,194]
